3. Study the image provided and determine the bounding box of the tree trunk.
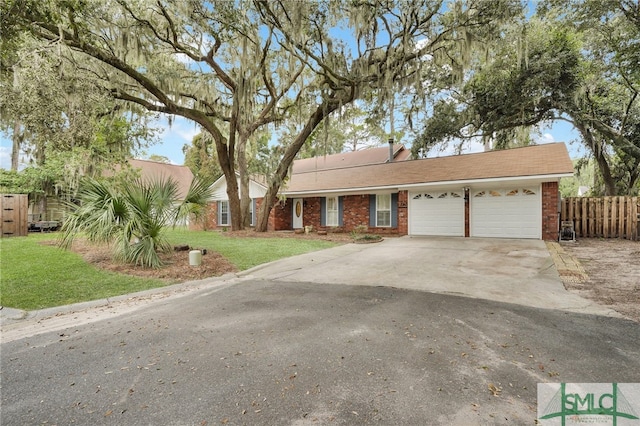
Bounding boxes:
[626,158,640,195]
[39,195,48,221]
[11,120,23,171]
[575,121,617,196]
[199,117,243,231]
[594,152,616,195]
[255,94,348,231]
[237,133,252,228]
[217,144,242,231]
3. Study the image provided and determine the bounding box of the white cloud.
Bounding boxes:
[158,117,200,143]
[0,145,11,170]
[174,52,195,65]
[426,138,486,158]
[535,132,555,144]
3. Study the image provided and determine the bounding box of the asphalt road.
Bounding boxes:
[2,279,639,425]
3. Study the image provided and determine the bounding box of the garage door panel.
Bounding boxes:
[410,191,464,236]
[471,187,540,239]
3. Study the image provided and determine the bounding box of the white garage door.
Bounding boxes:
[409,191,464,236]
[471,187,541,239]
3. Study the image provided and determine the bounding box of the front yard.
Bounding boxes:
[0,228,341,311]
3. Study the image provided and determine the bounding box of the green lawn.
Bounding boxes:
[0,229,337,311]
[165,228,337,270]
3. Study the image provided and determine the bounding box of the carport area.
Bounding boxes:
[243,236,617,316]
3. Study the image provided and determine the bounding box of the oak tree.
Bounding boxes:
[5,0,521,229]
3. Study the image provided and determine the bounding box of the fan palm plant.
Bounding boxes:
[59,175,214,268]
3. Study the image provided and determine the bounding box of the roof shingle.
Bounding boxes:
[128,159,194,199]
[292,144,410,174]
[282,143,573,194]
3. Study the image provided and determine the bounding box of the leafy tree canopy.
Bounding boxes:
[412,1,640,195]
[0,32,159,208]
[3,0,522,229]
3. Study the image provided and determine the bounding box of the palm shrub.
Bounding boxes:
[60,175,214,268]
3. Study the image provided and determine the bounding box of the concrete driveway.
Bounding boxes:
[242,236,615,316]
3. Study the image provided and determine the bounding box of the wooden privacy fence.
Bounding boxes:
[560,196,639,240]
[1,194,28,237]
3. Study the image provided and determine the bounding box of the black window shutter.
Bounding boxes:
[320,197,326,226]
[369,195,376,227]
[338,196,344,226]
[252,198,256,226]
[391,193,398,228]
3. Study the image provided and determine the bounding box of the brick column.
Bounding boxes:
[542,182,560,241]
[397,190,408,235]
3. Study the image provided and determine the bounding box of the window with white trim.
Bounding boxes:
[376,194,391,227]
[249,199,254,226]
[326,196,339,226]
[219,200,230,226]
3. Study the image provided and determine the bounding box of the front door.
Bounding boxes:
[292,198,303,229]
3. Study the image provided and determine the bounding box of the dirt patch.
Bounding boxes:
[562,239,640,322]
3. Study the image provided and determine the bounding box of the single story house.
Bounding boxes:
[128,159,197,227]
[198,143,574,240]
[127,159,195,199]
[196,144,408,230]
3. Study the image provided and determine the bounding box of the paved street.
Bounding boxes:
[2,278,639,425]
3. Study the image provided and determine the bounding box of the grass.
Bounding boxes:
[165,228,337,270]
[0,232,170,310]
[0,229,337,311]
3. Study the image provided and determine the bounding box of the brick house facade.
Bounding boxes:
[199,144,573,241]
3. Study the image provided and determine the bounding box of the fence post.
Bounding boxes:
[625,198,635,240]
[631,197,640,241]
[603,197,609,238]
[611,197,618,238]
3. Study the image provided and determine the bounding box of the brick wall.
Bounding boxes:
[397,190,408,235]
[542,181,560,241]
[270,198,292,231]
[342,195,370,230]
[268,194,407,235]
[302,197,322,230]
[192,197,286,231]
[190,201,217,231]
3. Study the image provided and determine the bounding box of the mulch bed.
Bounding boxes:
[41,239,237,281]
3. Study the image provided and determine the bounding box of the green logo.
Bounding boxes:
[539,383,639,425]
